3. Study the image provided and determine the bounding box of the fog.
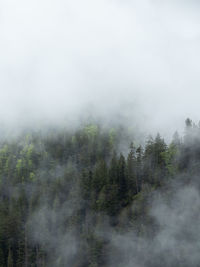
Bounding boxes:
[109,182,200,267]
[1,0,200,136]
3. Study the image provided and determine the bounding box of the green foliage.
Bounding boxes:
[84,124,98,139]
[0,120,198,266]
[161,144,178,176]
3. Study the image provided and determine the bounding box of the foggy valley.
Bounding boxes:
[1,0,200,266]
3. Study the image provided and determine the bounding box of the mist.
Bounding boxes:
[1,0,200,136]
[1,2,200,266]
[109,181,200,267]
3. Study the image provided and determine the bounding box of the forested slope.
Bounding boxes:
[0,118,199,267]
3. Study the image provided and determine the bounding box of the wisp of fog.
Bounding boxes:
[1,1,200,267]
[1,0,200,136]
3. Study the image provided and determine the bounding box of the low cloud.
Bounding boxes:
[109,182,200,267]
[0,0,200,136]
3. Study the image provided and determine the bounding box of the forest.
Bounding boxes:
[0,118,199,267]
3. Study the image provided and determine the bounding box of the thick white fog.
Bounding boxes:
[1,0,200,136]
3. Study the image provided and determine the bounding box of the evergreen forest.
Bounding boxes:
[0,118,199,267]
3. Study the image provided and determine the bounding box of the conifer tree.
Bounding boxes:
[127,143,138,197]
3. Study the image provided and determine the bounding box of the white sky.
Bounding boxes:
[0,0,200,137]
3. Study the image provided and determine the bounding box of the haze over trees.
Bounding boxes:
[0,119,199,266]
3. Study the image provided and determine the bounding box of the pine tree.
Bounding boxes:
[117,154,127,206]
[127,143,138,198]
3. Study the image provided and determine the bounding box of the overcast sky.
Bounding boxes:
[0,0,200,136]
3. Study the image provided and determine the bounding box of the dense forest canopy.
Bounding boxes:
[0,118,200,267]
